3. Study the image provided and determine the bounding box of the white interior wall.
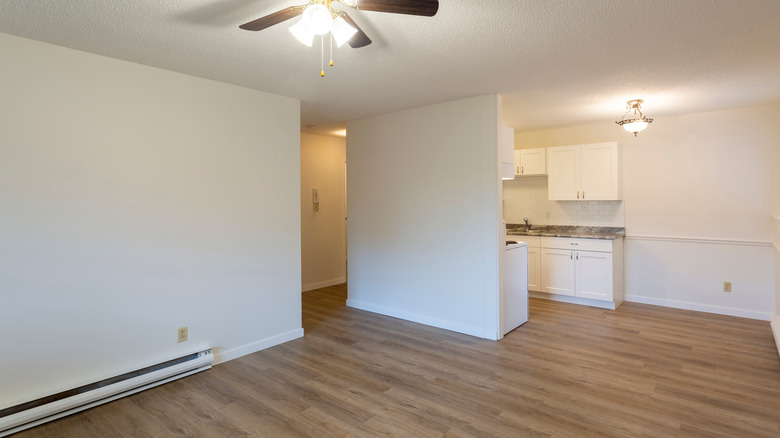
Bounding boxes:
[300,133,347,291]
[0,33,302,408]
[511,104,780,319]
[346,95,502,339]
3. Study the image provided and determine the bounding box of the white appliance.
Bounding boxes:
[503,239,529,335]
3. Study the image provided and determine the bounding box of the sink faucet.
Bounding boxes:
[523,217,530,231]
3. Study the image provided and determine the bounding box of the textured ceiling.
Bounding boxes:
[1,0,780,136]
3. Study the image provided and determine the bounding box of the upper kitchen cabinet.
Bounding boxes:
[513,148,546,176]
[501,126,515,180]
[547,142,621,200]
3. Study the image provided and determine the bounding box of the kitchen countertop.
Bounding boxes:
[507,224,625,240]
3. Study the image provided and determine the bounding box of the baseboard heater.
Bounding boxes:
[0,349,213,437]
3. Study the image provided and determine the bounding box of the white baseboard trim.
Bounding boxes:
[771,315,780,359]
[529,291,616,310]
[346,299,490,340]
[211,328,304,365]
[624,294,771,321]
[302,277,346,292]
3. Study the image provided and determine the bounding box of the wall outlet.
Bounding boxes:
[177,326,188,343]
[723,281,732,293]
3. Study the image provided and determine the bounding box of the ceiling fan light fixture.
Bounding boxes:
[302,4,333,35]
[331,16,358,47]
[289,18,314,46]
[616,99,654,137]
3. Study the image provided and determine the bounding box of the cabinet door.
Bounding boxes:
[575,250,613,301]
[580,142,619,200]
[540,248,575,296]
[547,145,579,200]
[527,246,541,292]
[514,150,521,176]
[519,148,546,175]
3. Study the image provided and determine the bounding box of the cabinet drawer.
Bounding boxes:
[540,237,613,252]
[510,235,540,247]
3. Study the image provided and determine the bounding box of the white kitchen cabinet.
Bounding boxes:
[547,142,620,200]
[575,250,613,301]
[541,248,576,296]
[513,236,540,291]
[538,237,624,307]
[546,145,578,199]
[501,126,515,180]
[514,148,546,176]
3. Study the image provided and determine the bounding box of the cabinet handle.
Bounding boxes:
[583,191,585,199]
[570,252,573,260]
[516,166,519,173]
[576,252,579,260]
[577,191,580,199]
[570,243,578,246]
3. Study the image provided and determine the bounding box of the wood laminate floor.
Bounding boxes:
[13,284,780,437]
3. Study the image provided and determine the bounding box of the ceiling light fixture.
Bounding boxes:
[616,99,654,136]
[288,1,358,77]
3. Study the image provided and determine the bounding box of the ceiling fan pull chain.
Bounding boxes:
[320,34,325,77]
[330,33,334,67]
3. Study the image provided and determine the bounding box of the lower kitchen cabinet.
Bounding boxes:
[538,237,624,307]
[513,236,541,292]
[540,248,576,296]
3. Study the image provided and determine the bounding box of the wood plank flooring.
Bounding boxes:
[13,284,780,437]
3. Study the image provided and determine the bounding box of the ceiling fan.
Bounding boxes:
[239,0,440,50]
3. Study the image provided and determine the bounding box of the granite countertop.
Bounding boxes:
[507,224,625,240]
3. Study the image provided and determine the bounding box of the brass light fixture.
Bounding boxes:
[616,99,653,136]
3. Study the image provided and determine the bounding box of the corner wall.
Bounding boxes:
[0,33,302,408]
[300,133,347,291]
[346,95,502,339]
[512,104,780,320]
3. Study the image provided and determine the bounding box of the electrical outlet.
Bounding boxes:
[723,281,732,293]
[177,326,188,343]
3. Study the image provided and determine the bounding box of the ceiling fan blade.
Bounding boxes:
[355,0,439,17]
[239,7,304,31]
[341,13,372,48]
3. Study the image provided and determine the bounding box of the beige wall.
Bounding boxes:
[0,33,302,407]
[511,104,780,319]
[300,133,347,291]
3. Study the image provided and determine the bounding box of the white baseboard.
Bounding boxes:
[624,294,771,321]
[346,299,490,340]
[211,328,304,365]
[772,315,780,358]
[302,277,346,292]
[529,292,616,310]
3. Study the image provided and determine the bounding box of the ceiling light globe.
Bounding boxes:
[302,4,333,35]
[289,18,315,46]
[623,120,648,134]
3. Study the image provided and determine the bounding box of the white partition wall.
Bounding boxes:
[346,95,502,340]
[0,33,302,409]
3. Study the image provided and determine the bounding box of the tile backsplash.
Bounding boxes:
[503,176,625,227]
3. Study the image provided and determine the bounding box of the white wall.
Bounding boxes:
[300,133,346,291]
[0,33,302,408]
[511,104,780,319]
[346,95,502,339]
